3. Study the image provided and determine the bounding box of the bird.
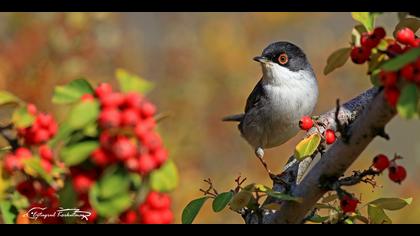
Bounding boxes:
[223,41,319,179]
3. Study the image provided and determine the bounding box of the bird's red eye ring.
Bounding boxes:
[278,53,288,65]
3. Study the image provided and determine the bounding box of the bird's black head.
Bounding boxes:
[253,41,312,72]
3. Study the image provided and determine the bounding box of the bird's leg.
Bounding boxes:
[255,147,275,179]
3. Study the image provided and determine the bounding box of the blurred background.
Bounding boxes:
[0,12,419,224]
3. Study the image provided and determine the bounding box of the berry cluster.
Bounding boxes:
[339,194,360,214]
[350,27,420,107]
[372,154,407,184]
[2,104,62,223]
[92,83,168,175]
[66,83,172,224]
[17,104,58,145]
[299,116,336,144]
[138,192,173,224]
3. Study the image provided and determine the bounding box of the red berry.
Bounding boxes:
[141,210,163,224]
[99,131,112,149]
[120,108,140,127]
[111,136,137,160]
[415,58,420,70]
[140,101,156,118]
[299,116,314,131]
[100,92,125,108]
[141,131,163,151]
[15,147,32,159]
[361,33,380,49]
[124,92,143,109]
[373,27,386,39]
[400,64,415,81]
[396,28,416,46]
[48,121,58,138]
[373,154,390,172]
[27,103,37,115]
[151,148,168,167]
[125,156,140,172]
[91,148,110,167]
[81,93,95,102]
[138,154,157,175]
[324,129,336,144]
[384,87,400,108]
[381,75,398,88]
[120,210,138,224]
[145,191,171,210]
[17,181,36,199]
[387,43,403,57]
[40,159,53,173]
[160,209,174,224]
[3,154,21,172]
[36,113,53,128]
[95,83,113,98]
[39,145,53,162]
[32,128,50,144]
[379,71,398,87]
[72,173,94,194]
[350,46,371,64]
[340,195,359,213]
[134,118,156,140]
[98,108,121,129]
[388,165,407,183]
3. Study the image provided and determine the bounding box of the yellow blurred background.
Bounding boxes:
[0,12,419,224]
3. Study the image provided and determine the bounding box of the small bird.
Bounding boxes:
[223,41,318,178]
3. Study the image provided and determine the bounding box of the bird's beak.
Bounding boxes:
[253,56,269,63]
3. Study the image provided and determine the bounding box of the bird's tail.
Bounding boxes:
[222,114,244,122]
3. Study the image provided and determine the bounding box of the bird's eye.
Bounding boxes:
[278,53,288,65]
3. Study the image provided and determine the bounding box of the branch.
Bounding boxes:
[244,87,397,224]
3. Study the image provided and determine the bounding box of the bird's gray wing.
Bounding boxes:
[239,79,267,133]
[244,79,265,113]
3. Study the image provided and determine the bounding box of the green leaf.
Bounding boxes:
[393,17,420,38]
[58,180,78,223]
[48,122,74,147]
[351,12,377,31]
[397,85,419,119]
[230,191,253,211]
[22,157,53,184]
[0,91,20,105]
[368,205,392,224]
[67,100,100,129]
[369,197,412,211]
[0,201,18,224]
[59,180,78,209]
[116,68,154,94]
[150,159,179,192]
[52,78,94,104]
[60,141,99,166]
[212,192,234,212]
[351,24,368,46]
[89,183,132,218]
[182,197,209,224]
[308,214,329,223]
[12,106,35,128]
[323,47,351,75]
[294,133,321,161]
[98,165,130,199]
[0,102,19,126]
[381,47,420,72]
